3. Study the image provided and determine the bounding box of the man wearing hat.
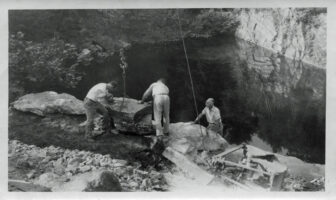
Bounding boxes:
[194,98,223,135]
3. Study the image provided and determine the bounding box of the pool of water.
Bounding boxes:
[32,35,327,163]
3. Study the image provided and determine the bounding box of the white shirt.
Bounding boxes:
[86,83,110,104]
[151,81,169,96]
[201,106,222,124]
[143,81,169,99]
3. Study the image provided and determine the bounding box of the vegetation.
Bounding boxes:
[9,9,239,102]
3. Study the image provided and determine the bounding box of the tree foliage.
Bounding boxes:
[9,32,111,102]
[9,9,240,102]
[9,9,239,48]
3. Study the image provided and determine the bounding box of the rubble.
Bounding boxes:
[8,140,168,192]
[282,175,325,191]
[8,93,325,192]
[167,122,229,160]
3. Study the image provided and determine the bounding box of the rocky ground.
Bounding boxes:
[8,140,168,192]
[8,92,325,192]
[8,139,324,192]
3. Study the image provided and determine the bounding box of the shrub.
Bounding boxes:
[9,32,83,102]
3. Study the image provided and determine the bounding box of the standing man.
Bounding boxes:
[84,81,118,139]
[194,98,223,135]
[140,78,170,139]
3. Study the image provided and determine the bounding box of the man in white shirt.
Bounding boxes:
[194,98,223,135]
[84,81,117,139]
[140,78,170,138]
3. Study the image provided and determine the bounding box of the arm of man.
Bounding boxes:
[100,87,113,107]
[141,84,153,103]
[106,92,114,103]
[194,109,205,123]
[214,108,222,124]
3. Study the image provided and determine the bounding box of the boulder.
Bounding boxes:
[107,97,154,134]
[84,171,122,192]
[34,172,64,189]
[12,91,85,116]
[12,92,154,134]
[38,170,122,192]
[167,122,229,157]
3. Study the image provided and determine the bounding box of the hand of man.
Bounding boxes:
[106,95,114,103]
[138,100,144,104]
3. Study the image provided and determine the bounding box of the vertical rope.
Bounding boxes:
[176,10,206,140]
[177,10,200,117]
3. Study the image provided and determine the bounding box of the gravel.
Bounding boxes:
[8,139,168,191]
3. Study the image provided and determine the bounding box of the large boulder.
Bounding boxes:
[12,92,154,134]
[12,91,85,116]
[167,122,229,158]
[106,97,154,134]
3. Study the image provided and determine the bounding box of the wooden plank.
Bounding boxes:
[221,160,272,176]
[213,145,244,159]
[162,147,214,185]
[8,179,51,192]
[219,175,252,191]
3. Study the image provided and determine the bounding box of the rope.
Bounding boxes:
[177,11,200,117]
[176,10,206,141]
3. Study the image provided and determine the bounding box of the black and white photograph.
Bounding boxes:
[4,2,332,196]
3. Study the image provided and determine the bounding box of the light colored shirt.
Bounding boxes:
[86,83,111,104]
[201,106,222,124]
[143,81,169,99]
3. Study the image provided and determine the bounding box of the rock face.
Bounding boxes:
[12,91,85,116]
[235,8,326,68]
[168,122,229,158]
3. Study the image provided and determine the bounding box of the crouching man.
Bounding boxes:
[84,81,118,139]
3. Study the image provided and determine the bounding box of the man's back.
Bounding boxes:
[151,81,169,96]
[86,83,107,103]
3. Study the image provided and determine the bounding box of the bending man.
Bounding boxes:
[140,78,170,137]
[194,98,223,135]
[84,81,118,139]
